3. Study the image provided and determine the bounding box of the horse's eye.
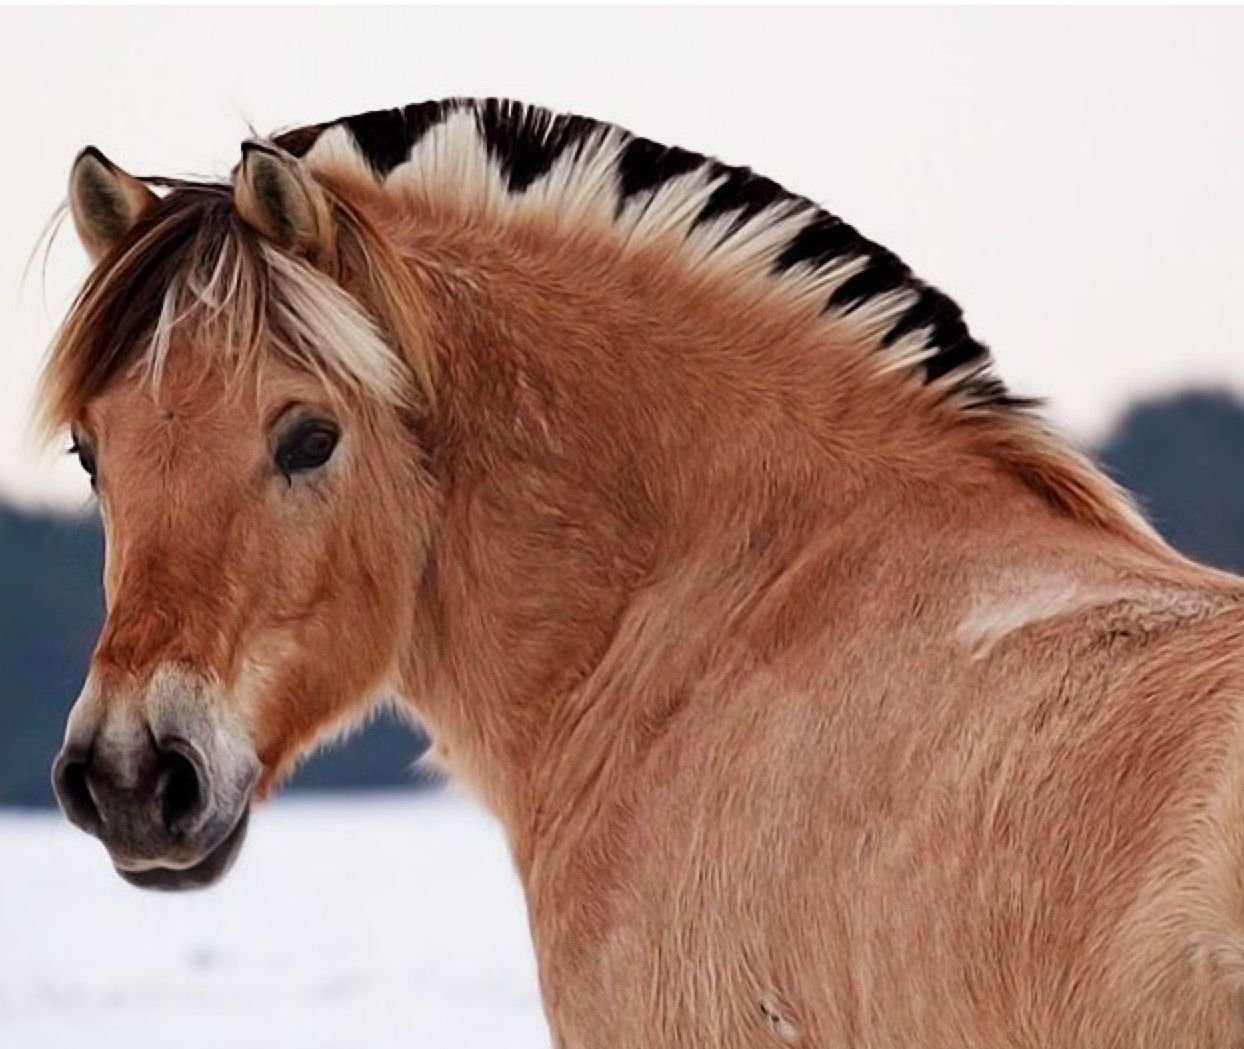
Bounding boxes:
[275,420,339,477]
[69,440,97,485]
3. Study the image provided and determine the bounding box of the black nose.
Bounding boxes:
[52,735,209,843]
[152,738,207,835]
[51,744,102,834]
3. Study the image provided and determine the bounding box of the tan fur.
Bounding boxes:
[41,137,1244,1047]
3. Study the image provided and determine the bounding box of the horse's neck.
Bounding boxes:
[386,212,1167,836]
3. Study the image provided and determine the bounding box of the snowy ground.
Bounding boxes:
[0,792,550,1048]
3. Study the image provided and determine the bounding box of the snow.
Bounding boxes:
[0,792,551,1048]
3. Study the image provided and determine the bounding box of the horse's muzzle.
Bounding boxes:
[114,805,251,891]
[51,668,260,891]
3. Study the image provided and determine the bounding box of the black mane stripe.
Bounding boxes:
[474,99,604,193]
[274,98,1018,410]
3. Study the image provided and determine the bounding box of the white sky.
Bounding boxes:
[4,7,1243,509]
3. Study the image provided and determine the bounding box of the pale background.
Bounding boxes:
[4,8,1244,1048]
[4,7,1244,509]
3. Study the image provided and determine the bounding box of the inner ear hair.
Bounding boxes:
[233,141,334,261]
[68,147,158,264]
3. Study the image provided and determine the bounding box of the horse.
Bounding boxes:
[40,98,1244,1047]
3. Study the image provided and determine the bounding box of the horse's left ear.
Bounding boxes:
[233,142,334,260]
[68,147,158,264]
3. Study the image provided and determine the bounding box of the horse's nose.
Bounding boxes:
[52,733,210,850]
[51,742,103,835]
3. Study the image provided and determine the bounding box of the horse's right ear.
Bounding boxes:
[233,142,334,261]
[68,148,157,264]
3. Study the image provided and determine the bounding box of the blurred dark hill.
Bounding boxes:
[1,504,106,805]
[4,386,1244,806]
[1097,388,1244,573]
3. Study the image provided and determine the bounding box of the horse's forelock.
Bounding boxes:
[37,178,418,438]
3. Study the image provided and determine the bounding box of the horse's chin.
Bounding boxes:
[115,807,250,892]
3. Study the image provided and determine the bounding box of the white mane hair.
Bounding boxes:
[277,97,1021,414]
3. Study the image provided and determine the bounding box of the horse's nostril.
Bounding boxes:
[52,748,103,835]
[154,740,206,835]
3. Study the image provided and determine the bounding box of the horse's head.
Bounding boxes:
[45,146,434,889]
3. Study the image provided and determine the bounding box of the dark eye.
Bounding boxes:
[274,420,339,478]
[69,439,97,486]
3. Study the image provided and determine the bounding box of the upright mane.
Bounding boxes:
[270,98,1157,542]
[277,98,1020,413]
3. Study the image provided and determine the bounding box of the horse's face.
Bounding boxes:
[51,349,426,890]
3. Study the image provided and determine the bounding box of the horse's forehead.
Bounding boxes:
[86,389,243,498]
[88,351,333,438]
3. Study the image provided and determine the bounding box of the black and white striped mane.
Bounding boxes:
[274,98,1021,411]
[277,97,1025,410]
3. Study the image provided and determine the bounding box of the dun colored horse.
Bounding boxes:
[42,100,1244,1047]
